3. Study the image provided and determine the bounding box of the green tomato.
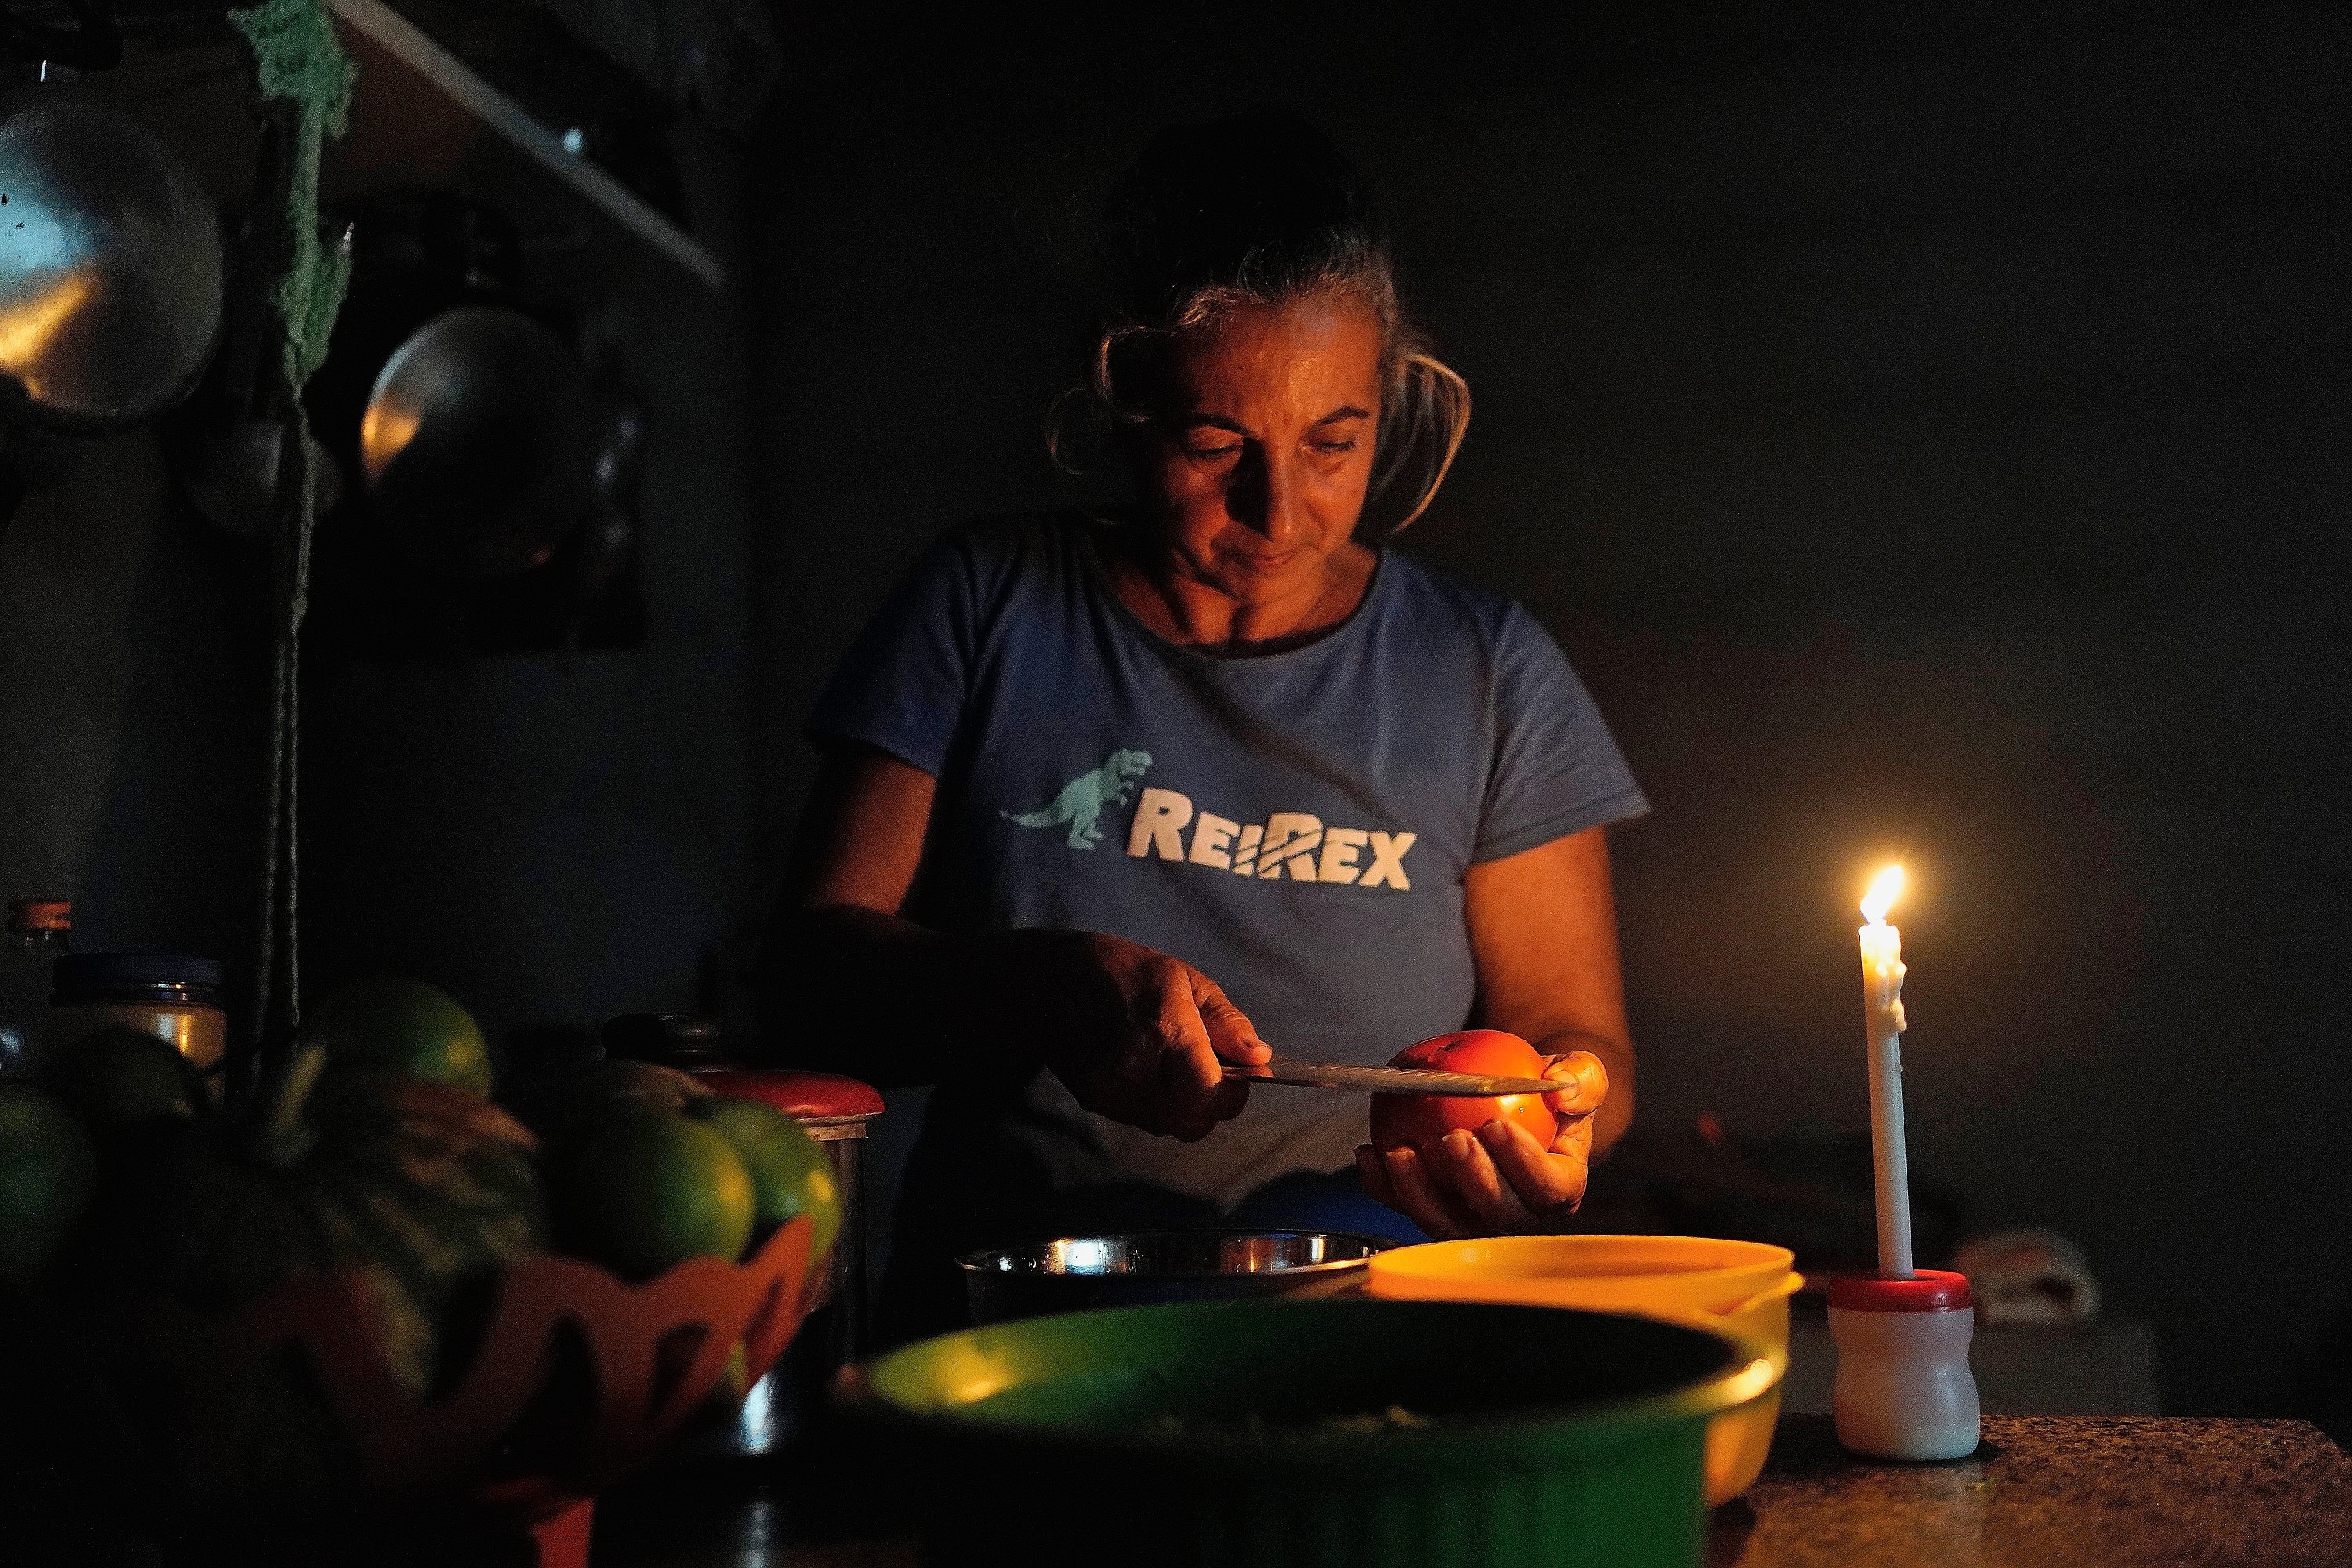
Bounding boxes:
[300,978,495,1098]
[38,1024,203,1142]
[687,1095,843,1266]
[551,1108,755,1282]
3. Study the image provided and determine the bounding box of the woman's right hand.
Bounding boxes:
[996,929,1270,1141]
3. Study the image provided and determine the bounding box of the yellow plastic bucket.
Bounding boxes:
[1367,1236,1801,1504]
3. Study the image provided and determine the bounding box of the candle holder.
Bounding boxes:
[1828,1270,1981,1461]
[1835,866,1982,1461]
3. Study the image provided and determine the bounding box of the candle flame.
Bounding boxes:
[1860,865,1905,924]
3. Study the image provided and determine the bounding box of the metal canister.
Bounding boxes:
[601,1014,884,1455]
[695,1066,885,1345]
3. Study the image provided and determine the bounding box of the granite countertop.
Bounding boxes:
[591,1415,2352,1568]
[1711,1415,2352,1568]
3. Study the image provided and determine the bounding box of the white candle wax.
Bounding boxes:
[1860,869,1915,1279]
[1860,920,1907,1036]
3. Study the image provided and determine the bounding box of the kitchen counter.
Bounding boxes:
[1709,1415,2352,1566]
[591,1415,2352,1568]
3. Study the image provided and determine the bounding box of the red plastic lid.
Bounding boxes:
[1828,1269,1973,1312]
[698,1067,884,1123]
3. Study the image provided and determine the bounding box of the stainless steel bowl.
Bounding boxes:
[960,1229,1394,1324]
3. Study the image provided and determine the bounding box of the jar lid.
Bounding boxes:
[601,1012,728,1067]
[53,953,224,993]
[698,1067,885,1124]
[1828,1269,1974,1312]
[6,898,70,931]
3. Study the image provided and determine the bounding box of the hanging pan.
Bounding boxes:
[0,7,227,523]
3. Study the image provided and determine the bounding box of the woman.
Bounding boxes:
[768,112,1646,1341]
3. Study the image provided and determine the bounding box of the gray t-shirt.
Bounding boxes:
[808,512,1646,1212]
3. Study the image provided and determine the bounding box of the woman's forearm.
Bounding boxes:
[1464,828,1639,1160]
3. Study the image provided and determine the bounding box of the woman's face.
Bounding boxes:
[1135,293,1385,608]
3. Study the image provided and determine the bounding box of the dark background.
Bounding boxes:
[2,2,2344,1425]
[745,4,2349,1422]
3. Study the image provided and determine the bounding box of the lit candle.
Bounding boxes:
[1859,866,1914,1279]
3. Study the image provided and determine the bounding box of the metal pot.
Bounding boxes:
[960,1229,1394,1324]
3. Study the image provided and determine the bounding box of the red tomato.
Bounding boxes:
[1368,1030,1557,1156]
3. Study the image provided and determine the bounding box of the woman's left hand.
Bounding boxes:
[1354,1051,1606,1239]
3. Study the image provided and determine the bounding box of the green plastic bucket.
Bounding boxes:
[842,1297,1771,1568]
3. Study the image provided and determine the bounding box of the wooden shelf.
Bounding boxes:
[326,0,721,290]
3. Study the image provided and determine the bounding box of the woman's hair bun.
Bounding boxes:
[1102,110,1389,328]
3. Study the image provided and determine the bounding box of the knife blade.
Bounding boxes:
[1225,1056,1560,1098]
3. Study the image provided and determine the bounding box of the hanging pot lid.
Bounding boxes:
[358,303,597,580]
[0,94,225,436]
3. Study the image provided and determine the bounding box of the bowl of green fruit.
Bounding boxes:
[0,979,843,1566]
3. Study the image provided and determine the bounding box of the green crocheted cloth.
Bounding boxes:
[229,0,356,390]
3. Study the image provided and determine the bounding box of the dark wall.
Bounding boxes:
[294,223,756,1040]
[0,437,267,967]
[746,3,2349,1417]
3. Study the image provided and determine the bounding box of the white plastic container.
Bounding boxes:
[1828,1269,1981,1461]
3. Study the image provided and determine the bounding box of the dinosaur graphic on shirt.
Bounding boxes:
[1003,749,1153,849]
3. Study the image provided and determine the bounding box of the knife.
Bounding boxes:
[1224,1056,1560,1098]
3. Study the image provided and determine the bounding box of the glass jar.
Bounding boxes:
[0,898,71,1078]
[49,953,228,1097]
